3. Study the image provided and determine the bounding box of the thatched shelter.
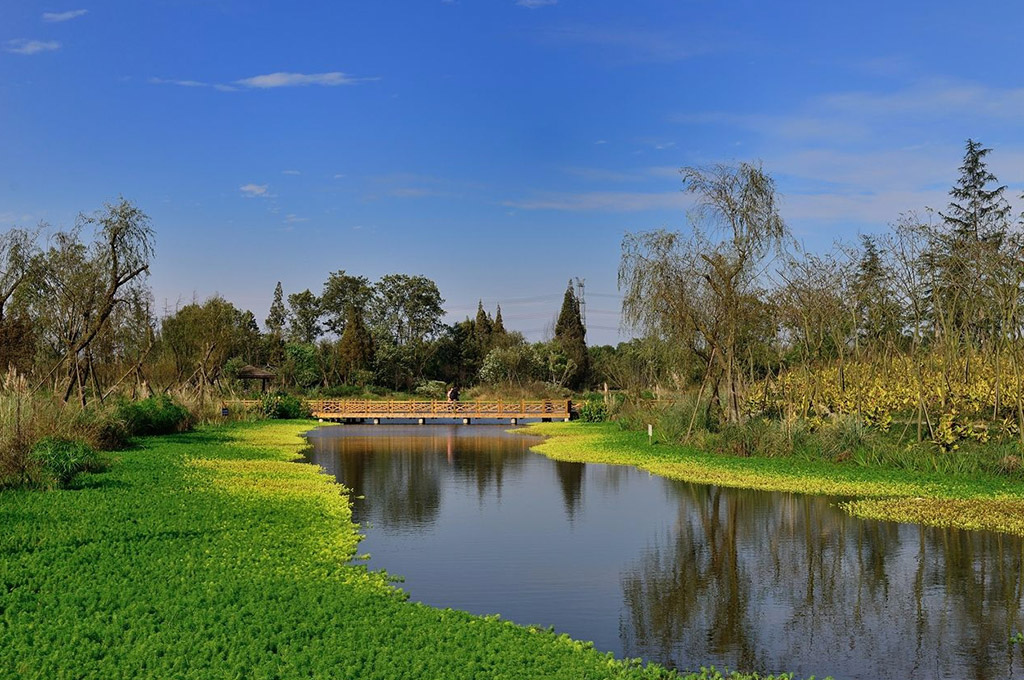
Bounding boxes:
[236,365,275,392]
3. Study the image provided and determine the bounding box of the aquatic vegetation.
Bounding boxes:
[523,422,1024,537]
[1,420,807,679]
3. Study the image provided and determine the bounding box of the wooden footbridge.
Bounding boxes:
[230,399,573,424]
[307,399,572,424]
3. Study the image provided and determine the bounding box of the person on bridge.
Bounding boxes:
[446,385,460,402]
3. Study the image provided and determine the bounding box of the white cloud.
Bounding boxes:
[148,77,238,92]
[284,214,309,224]
[239,184,269,197]
[517,0,557,6]
[5,39,60,55]
[42,9,88,22]
[234,72,366,88]
[282,169,301,175]
[152,71,375,91]
[333,174,346,179]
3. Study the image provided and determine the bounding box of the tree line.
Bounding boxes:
[620,139,1024,442]
[0,209,592,403]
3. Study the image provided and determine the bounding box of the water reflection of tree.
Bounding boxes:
[620,478,1024,679]
[555,461,585,520]
[620,484,764,671]
[311,428,533,531]
[449,432,530,502]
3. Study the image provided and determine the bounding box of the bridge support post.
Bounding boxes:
[372,418,380,425]
[510,418,518,425]
[564,417,570,422]
[462,418,471,425]
[418,418,425,425]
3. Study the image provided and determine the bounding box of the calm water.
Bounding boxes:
[304,424,1024,680]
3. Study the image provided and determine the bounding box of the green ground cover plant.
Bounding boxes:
[0,421,807,679]
[523,421,1024,537]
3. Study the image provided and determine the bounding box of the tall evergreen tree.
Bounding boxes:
[474,300,493,351]
[493,304,506,337]
[926,139,1011,344]
[337,304,374,381]
[940,139,1009,243]
[266,282,287,335]
[554,280,589,389]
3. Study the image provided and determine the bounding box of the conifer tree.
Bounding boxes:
[554,280,589,389]
[337,304,374,381]
[266,282,287,335]
[941,139,1009,244]
[927,139,1011,344]
[493,304,506,337]
[474,300,493,352]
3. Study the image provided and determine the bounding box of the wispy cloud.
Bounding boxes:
[235,72,369,88]
[284,214,309,224]
[151,71,375,92]
[5,39,61,55]
[517,0,557,7]
[148,77,237,92]
[239,183,270,198]
[42,9,88,22]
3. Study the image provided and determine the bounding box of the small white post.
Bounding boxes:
[647,423,653,446]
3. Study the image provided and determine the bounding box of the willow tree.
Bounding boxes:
[31,199,154,404]
[620,162,787,424]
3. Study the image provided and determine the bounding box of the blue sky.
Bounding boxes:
[4,1,1024,345]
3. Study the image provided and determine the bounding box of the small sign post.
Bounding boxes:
[647,423,653,446]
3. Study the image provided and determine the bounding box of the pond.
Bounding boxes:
[304,423,1024,680]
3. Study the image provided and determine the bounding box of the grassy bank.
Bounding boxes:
[0,420,798,680]
[522,422,1024,536]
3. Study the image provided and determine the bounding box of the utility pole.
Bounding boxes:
[574,277,586,331]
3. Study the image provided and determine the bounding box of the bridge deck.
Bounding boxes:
[307,399,571,421]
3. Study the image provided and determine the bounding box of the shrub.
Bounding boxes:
[30,437,100,487]
[821,415,877,462]
[115,395,193,436]
[577,400,609,423]
[259,393,310,420]
[414,380,448,400]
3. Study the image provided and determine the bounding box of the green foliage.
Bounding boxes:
[819,415,877,462]
[336,304,375,381]
[281,342,321,389]
[479,344,541,386]
[576,399,608,422]
[414,380,448,400]
[321,271,373,335]
[287,289,323,344]
[265,281,287,335]
[259,392,310,419]
[30,436,100,487]
[115,395,193,436]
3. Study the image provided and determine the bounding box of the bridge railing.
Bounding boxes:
[306,399,571,418]
[225,398,573,419]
